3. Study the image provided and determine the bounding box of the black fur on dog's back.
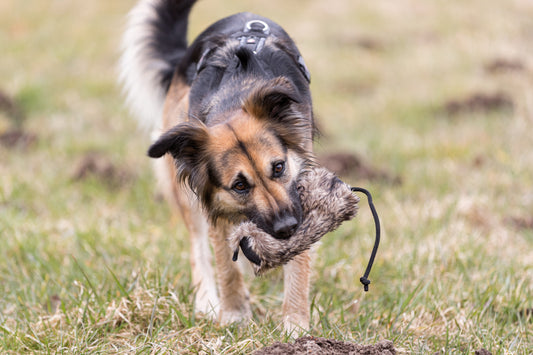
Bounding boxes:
[180,12,315,133]
[120,0,315,134]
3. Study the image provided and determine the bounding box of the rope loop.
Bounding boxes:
[351,187,381,292]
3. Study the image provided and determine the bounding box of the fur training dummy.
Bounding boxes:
[229,167,360,275]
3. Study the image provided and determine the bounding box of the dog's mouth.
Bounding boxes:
[232,237,261,266]
[233,211,302,267]
[248,211,302,240]
[234,211,302,267]
[248,184,304,239]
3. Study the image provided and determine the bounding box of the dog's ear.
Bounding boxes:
[148,121,209,160]
[148,121,213,198]
[244,77,311,152]
[243,77,300,121]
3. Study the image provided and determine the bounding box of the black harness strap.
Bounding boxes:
[195,20,311,83]
[235,20,311,83]
[236,19,270,54]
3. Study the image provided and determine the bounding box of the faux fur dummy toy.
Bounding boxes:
[229,167,360,275]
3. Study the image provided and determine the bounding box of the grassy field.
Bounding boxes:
[1,0,532,353]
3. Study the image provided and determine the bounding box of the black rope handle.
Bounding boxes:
[351,187,381,292]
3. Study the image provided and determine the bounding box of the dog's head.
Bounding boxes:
[148,78,314,239]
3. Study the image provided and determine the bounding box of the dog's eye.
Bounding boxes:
[232,180,249,193]
[273,161,285,177]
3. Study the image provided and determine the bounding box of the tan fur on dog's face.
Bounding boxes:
[147,79,314,237]
[206,112,305,237]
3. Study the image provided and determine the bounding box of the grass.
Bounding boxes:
[1,0,532,353]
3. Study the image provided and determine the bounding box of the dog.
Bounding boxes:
[119,0,316,331]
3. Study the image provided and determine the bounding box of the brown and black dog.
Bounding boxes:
[119,0,316,331]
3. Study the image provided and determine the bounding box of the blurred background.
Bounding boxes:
[1,0,532,353]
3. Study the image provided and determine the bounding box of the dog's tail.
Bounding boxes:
[119,0,196,131]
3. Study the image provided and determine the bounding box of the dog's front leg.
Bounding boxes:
[210,221,252,325]
[282,250,311,333]
[155,156,219,317]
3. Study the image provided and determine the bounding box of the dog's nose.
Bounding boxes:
[273,215,298,239]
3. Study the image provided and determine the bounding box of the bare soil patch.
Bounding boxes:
[0,89,35,149]
[253,337,494,354]
[71,152,132,188]
[484,58,526,74]
[504,215,533,231]
[0,88,25,123]
[318,152,401,185]
[443,92,513,116]
[353,36,384,52]
[0,128,37,149]
[336,34,385,52]
[253,337,396,355]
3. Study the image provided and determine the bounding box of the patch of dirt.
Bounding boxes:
[484,58,526,74]
[334,80,375,96]
[443,92,513,116]
[504,215,533,231]
[353,36,384,52]
[335,34,385,52]
[71,152,133,188]
[471,154,487,168]
[0,89,35,150]
[253,337,396,355]
[0,89,25,123]
[0,128,37,149]
[318,152,401,185]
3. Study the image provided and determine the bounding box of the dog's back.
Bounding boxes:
[120,0,313,134]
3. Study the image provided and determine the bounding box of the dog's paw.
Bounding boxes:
[194,291,220,320]
[219,305,252,326]
[283,313,309,337]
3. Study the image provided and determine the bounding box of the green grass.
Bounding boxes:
[1,0,532,353]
